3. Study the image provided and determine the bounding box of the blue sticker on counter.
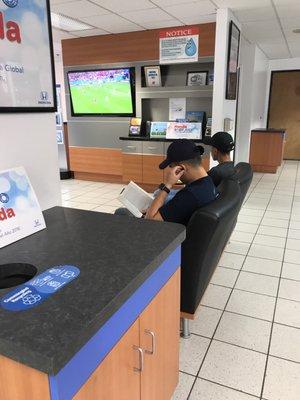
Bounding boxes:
[1,265,80,312]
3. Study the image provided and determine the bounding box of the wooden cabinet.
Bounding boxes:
[123,154,143,182]
[74,319,141,400]
[74,269,180,400]
[140,269,180,400]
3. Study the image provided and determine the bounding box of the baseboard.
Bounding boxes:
[74,172,123,183]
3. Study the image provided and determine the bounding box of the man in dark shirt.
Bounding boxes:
[146,139,218,225]
[202,132,236,187]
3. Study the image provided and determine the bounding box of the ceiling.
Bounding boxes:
[50,0,300,59]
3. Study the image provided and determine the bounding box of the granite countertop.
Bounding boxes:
[119,136,204,143]
[0,207,185,375]
[251,128,286,134]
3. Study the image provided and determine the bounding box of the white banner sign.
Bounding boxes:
[166,122,202,140]
[0,0,55,110]
[0,167,46,248]
[159,26,199,64]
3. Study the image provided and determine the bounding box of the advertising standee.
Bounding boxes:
[0,0,56,111]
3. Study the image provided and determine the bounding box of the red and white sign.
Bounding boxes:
[159,26,199,64]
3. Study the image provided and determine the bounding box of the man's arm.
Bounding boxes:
[146,165,184,221]
[145,187,170,221]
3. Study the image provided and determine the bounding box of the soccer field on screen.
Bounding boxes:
[70,82,133,114]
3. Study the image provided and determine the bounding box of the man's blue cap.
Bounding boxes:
[159,139,204,170]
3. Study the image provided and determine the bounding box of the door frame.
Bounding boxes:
[267,69,300,129]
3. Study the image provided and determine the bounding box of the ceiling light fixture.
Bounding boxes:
[51,12,94,32]
[292,28,300,33]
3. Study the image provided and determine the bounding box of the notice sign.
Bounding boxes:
[0,167,46,249]
[159,26,199,64]
[1,265,80,311]
[0,0,56,111]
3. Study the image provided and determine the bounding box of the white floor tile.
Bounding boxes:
[257,225,288,238]
[234,222,259,234]
[191,306,222,338]
[211,267,239,288]
[281,262,300,281]
[71,204,98,211]
[279,279,300,302]
[225,241,251,256]
[253,234,286,249]
[215,312,271,353]
[93,205,117,214]
[270,324,300,363]
[284,249,300,265]
[180,335,210,375]
[240,209,265,217]
[172,372,195,400]
[286,238,300,251]
[288,229,300,240]
[238,215,263,225]
[261,217,289,228]
[231,231,255,243]
[235,272,279,297]
[189,378,257,400]
[242,257,282,277]
[218,253,246,270]
[263,356,300,400]
[226,290,276,321]
[275,298,300,329]
[201,285,231,310]
[290,220,300,230]
[264,211,290,220]
[199,341,266,397]
[248,244,284,261]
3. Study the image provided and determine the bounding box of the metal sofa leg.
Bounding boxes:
[180,318,191,339]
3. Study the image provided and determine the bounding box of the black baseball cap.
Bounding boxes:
[202,132,235,153]
[159,139,204,170]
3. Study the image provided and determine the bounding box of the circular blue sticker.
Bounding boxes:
[1,265,80,312]
[2,0,18,8]
[0,193,9,203]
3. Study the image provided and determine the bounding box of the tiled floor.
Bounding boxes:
[60,160,300,400]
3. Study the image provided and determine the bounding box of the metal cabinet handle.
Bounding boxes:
[133,345,144,372]
[147,146,157,150]
[126,145,137,149]
[144,330,156,355]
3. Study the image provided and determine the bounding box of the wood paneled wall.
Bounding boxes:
[62,23,216,66]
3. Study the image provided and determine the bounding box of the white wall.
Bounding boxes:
[251,47,269,130]
[53,41,67,122]
[234,38,256,163]
[212,8,241,141]
[0,114,61,210]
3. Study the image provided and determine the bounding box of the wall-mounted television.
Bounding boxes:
[67,68,135,116]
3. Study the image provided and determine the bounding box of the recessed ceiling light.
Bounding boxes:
[292,28,300,33]
[51,12,94,32]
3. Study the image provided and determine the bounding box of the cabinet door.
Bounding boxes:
[140,269,180,400]
[73,319,141,400]
[122,154,143,183]
[142,155,164,185]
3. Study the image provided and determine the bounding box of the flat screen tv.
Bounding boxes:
[67,68,135,116]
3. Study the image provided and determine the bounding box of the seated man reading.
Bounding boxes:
[146,139,218,225]
[202,131,236,187]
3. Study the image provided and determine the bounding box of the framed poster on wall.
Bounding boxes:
[226,21,240,100]
[0,0,56,112]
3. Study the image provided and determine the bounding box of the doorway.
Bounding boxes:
[267,70,300,160]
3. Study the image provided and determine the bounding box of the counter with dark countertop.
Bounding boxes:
[0,207,185,400]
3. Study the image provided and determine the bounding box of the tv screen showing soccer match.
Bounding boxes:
[68,68,135,116]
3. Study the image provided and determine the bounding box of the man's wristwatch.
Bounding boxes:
[158,183,170,194]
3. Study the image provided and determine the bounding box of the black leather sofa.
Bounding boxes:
[235,162,254,205]
[180,178,242,337]
[180,163,253,338]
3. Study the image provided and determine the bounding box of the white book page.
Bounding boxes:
[118,181,154,217]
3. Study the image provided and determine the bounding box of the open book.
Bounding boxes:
[118,181,154,218]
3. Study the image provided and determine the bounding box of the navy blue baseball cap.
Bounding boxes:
[202,132,235,153]
[159,139,204,170]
